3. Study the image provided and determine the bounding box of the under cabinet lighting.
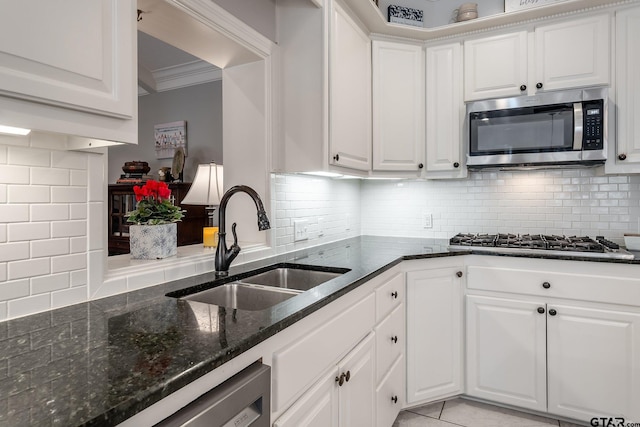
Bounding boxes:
[0,125,31,136]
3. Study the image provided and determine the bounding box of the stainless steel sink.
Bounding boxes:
[238,267,345,291]
[169,264,350,310]
[182,283,301,311]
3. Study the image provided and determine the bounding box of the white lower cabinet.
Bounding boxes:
[547,304,640,422]
[466,256,640,423]
[274,333,375,427]
[466,295,547,412]
[376,355,404,427]
[406,260,464,404]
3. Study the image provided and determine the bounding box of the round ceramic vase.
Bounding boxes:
[129,223,178,259]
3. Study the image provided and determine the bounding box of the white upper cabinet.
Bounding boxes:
[425,42,466,178]
[0,0,137,144]
[372,40,424,172]
[606,6,640,174]
[534,14,610,92]
[464,32,528,101]
[464,13,610,101]
[329,1,372,171]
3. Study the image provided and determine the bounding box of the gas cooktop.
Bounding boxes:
[449,233,634,260]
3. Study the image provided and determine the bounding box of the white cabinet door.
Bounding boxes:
[547,305,640,423]
[534,14,610,92]
[372,40,424,172]
[464,32,528,101]
[406,266,463,403]
[273,367,340,427]
[329,1,371,171]
[376,355,404,427]
[466,295,547,412]
[0,0,135,119]
[425,42,466,178]
[338,333,375,427]
[608,6,640,173]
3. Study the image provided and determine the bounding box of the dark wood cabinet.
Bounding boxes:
[108,183,207,256]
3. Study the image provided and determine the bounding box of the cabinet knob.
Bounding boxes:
[536,82,543,89]
[345,370,351,382]
[391,291,398,299]
[520,84,527,91]
[537,307,545,314]
[456,271,463,278]
[542,282,551,289]
[335,373,345,386]
[333,154,340,162]
[391,395,398,404]
[391,335,398,344]
[418,163,424,169]
[619,153,627,161]
[453,162,460,168]
[549,308,557,316]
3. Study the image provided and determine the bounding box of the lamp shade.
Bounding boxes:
[181,163,224,206]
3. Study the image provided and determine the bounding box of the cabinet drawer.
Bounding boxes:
[376,355,404,427]
[375,303,404,385]
[272,293,375,411]
[467,265,640,306]
[375,271,404,323]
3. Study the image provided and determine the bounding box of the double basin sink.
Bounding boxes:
[167,264,350,311]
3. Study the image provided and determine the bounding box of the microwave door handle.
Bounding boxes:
[573,102,583,150]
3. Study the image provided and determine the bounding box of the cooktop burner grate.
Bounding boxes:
[448,233,632,259]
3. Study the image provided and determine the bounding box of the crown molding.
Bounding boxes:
[138,60,222,96]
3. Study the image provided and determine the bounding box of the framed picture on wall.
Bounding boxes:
[155,120,187,159]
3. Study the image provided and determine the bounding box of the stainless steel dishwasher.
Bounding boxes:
[155,361,271,427]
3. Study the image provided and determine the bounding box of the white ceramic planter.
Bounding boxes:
[129,223,178,259]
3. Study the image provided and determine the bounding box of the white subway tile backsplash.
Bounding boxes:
[51,285,86,309]
[0,263,5,282]
[31,272,70,294]
[30,204,69,221]
[8,294,51,318]
[0,145,6,163]
[8,146,50,167]
[0,184,5,202]
[7,185,50,203]
[87,153,104,202]
[70,269,87,287]
[8,258,50,280]
[31,238,70,258]
[0,204,29,223]
[70,170,88,186]
[31,167,69,185]
[70,237,87,254]
[8,222,50,241]
[0,165,29,184]
[51,220,86,238]
[88,202,103,250]
[51,186,87,203]
[51,150,87,170]
[0,242,29,262]
[51,253,86,273]
[0,279,29,300]
[69,203,87,220]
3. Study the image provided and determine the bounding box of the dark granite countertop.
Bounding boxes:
[0,236,638,426]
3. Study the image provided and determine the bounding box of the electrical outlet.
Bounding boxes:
[318,217,324,237]
[294,219,309,241]
[423,213,433,229]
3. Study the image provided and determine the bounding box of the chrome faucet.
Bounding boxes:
[215,185,271,276]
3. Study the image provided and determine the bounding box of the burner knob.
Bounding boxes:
[542,282,551,289]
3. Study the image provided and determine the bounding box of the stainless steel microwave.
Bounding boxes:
[466,87,608,169]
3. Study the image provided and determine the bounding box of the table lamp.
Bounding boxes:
[181,162,224,248]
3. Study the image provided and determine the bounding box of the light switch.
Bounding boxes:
[294,219,309,241]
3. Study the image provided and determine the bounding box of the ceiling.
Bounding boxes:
[137,31,221,95]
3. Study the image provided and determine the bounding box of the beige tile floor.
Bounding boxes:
[394,398,586,427]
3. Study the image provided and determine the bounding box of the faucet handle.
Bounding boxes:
[231,223,240,253]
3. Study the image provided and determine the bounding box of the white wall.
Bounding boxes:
[361,169,640,243]
[108,81,223,184]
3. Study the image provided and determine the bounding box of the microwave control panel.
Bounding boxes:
[583,99,604,150]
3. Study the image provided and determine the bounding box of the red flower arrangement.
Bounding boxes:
[127,180,184,225]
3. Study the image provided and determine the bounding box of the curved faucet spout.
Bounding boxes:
[215,185,271,276]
